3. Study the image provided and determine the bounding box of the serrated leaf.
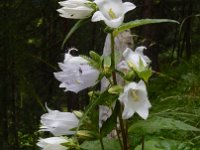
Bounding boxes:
[100,101,119,137]
[113,19,179,36]
[80,138,120,150]
[128,116,200,134]
[61,19,89,49]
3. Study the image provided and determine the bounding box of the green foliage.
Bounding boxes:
[135,139,193,150]
[136,53,200,149]
[137,69,152,83]
[113,19,179,36]
[129,116,200,134]
[100,101,119,137]
[80,138,121,150]
[77,90,117,132]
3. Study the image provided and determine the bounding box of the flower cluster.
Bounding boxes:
[37,0,155,149]
[57,0,136,28]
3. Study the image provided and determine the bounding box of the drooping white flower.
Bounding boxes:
[92,0,136,28]
[118,47,151,72]
[54,50,99,93]
[40,105,79,136]
[57,0,94,19]
[119,80,151,119]
[37,137,68,150]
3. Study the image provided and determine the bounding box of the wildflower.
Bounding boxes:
[92,0,136,28]
[119,80,151,119]
[40,105,79,136]
[54,50,99,93]
[37,137,68,150]
[57,0,94,19]
[118,47,151,72]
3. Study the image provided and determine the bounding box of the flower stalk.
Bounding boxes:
[110,31,128,150]
[110,32,117,85]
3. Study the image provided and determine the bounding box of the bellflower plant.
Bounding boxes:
[36,0,179,149]
[92,0,136,28]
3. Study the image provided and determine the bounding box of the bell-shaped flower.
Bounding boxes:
[57,0,95,19]
[37,137,68,150]
[119,80,151,119]
[54,51,99,93]
[118,47,151,73]
[92,0,136,28]
[40,105,79,136]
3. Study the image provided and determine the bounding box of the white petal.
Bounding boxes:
[57,7,92,19]
[119,80,151,120]
[92,11,106,22]
[41,137,68,145]
[37,137,68,150]
[123,2,136,14]
[40,109,79,136]
[104,15,124,28]
[122,107,134,119]
[135,46,147,54]
[136,106,149,119]
[57,0,93,19]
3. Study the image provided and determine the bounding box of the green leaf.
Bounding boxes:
[108,85,123,94]
[100,101,119,137]
[135,140,163,150]
[81,55,100,70]
[137,69,152,82]
[113,19,179,36]
[80,138,120,150]
[77,91,117,132]
[89,51,101,63]
[61,19,89,49]
[89,51,102,69]
[128,116,200,134]
[135,139,193,150]
[103,55,111,68]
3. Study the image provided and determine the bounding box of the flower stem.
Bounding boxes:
[118,102,128,150]
[116,125,123,150]
[110,32,117,85]
[110,33,128,150]
[100,137,105,150]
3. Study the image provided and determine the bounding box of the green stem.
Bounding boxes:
[110,32,117,85]
[110,32,128,149]
[116,123,123,150]
[141,135,145,150]
[100,137,105,150]
[118,102,128,150]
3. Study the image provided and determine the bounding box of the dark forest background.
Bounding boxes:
[0,0,200,149]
